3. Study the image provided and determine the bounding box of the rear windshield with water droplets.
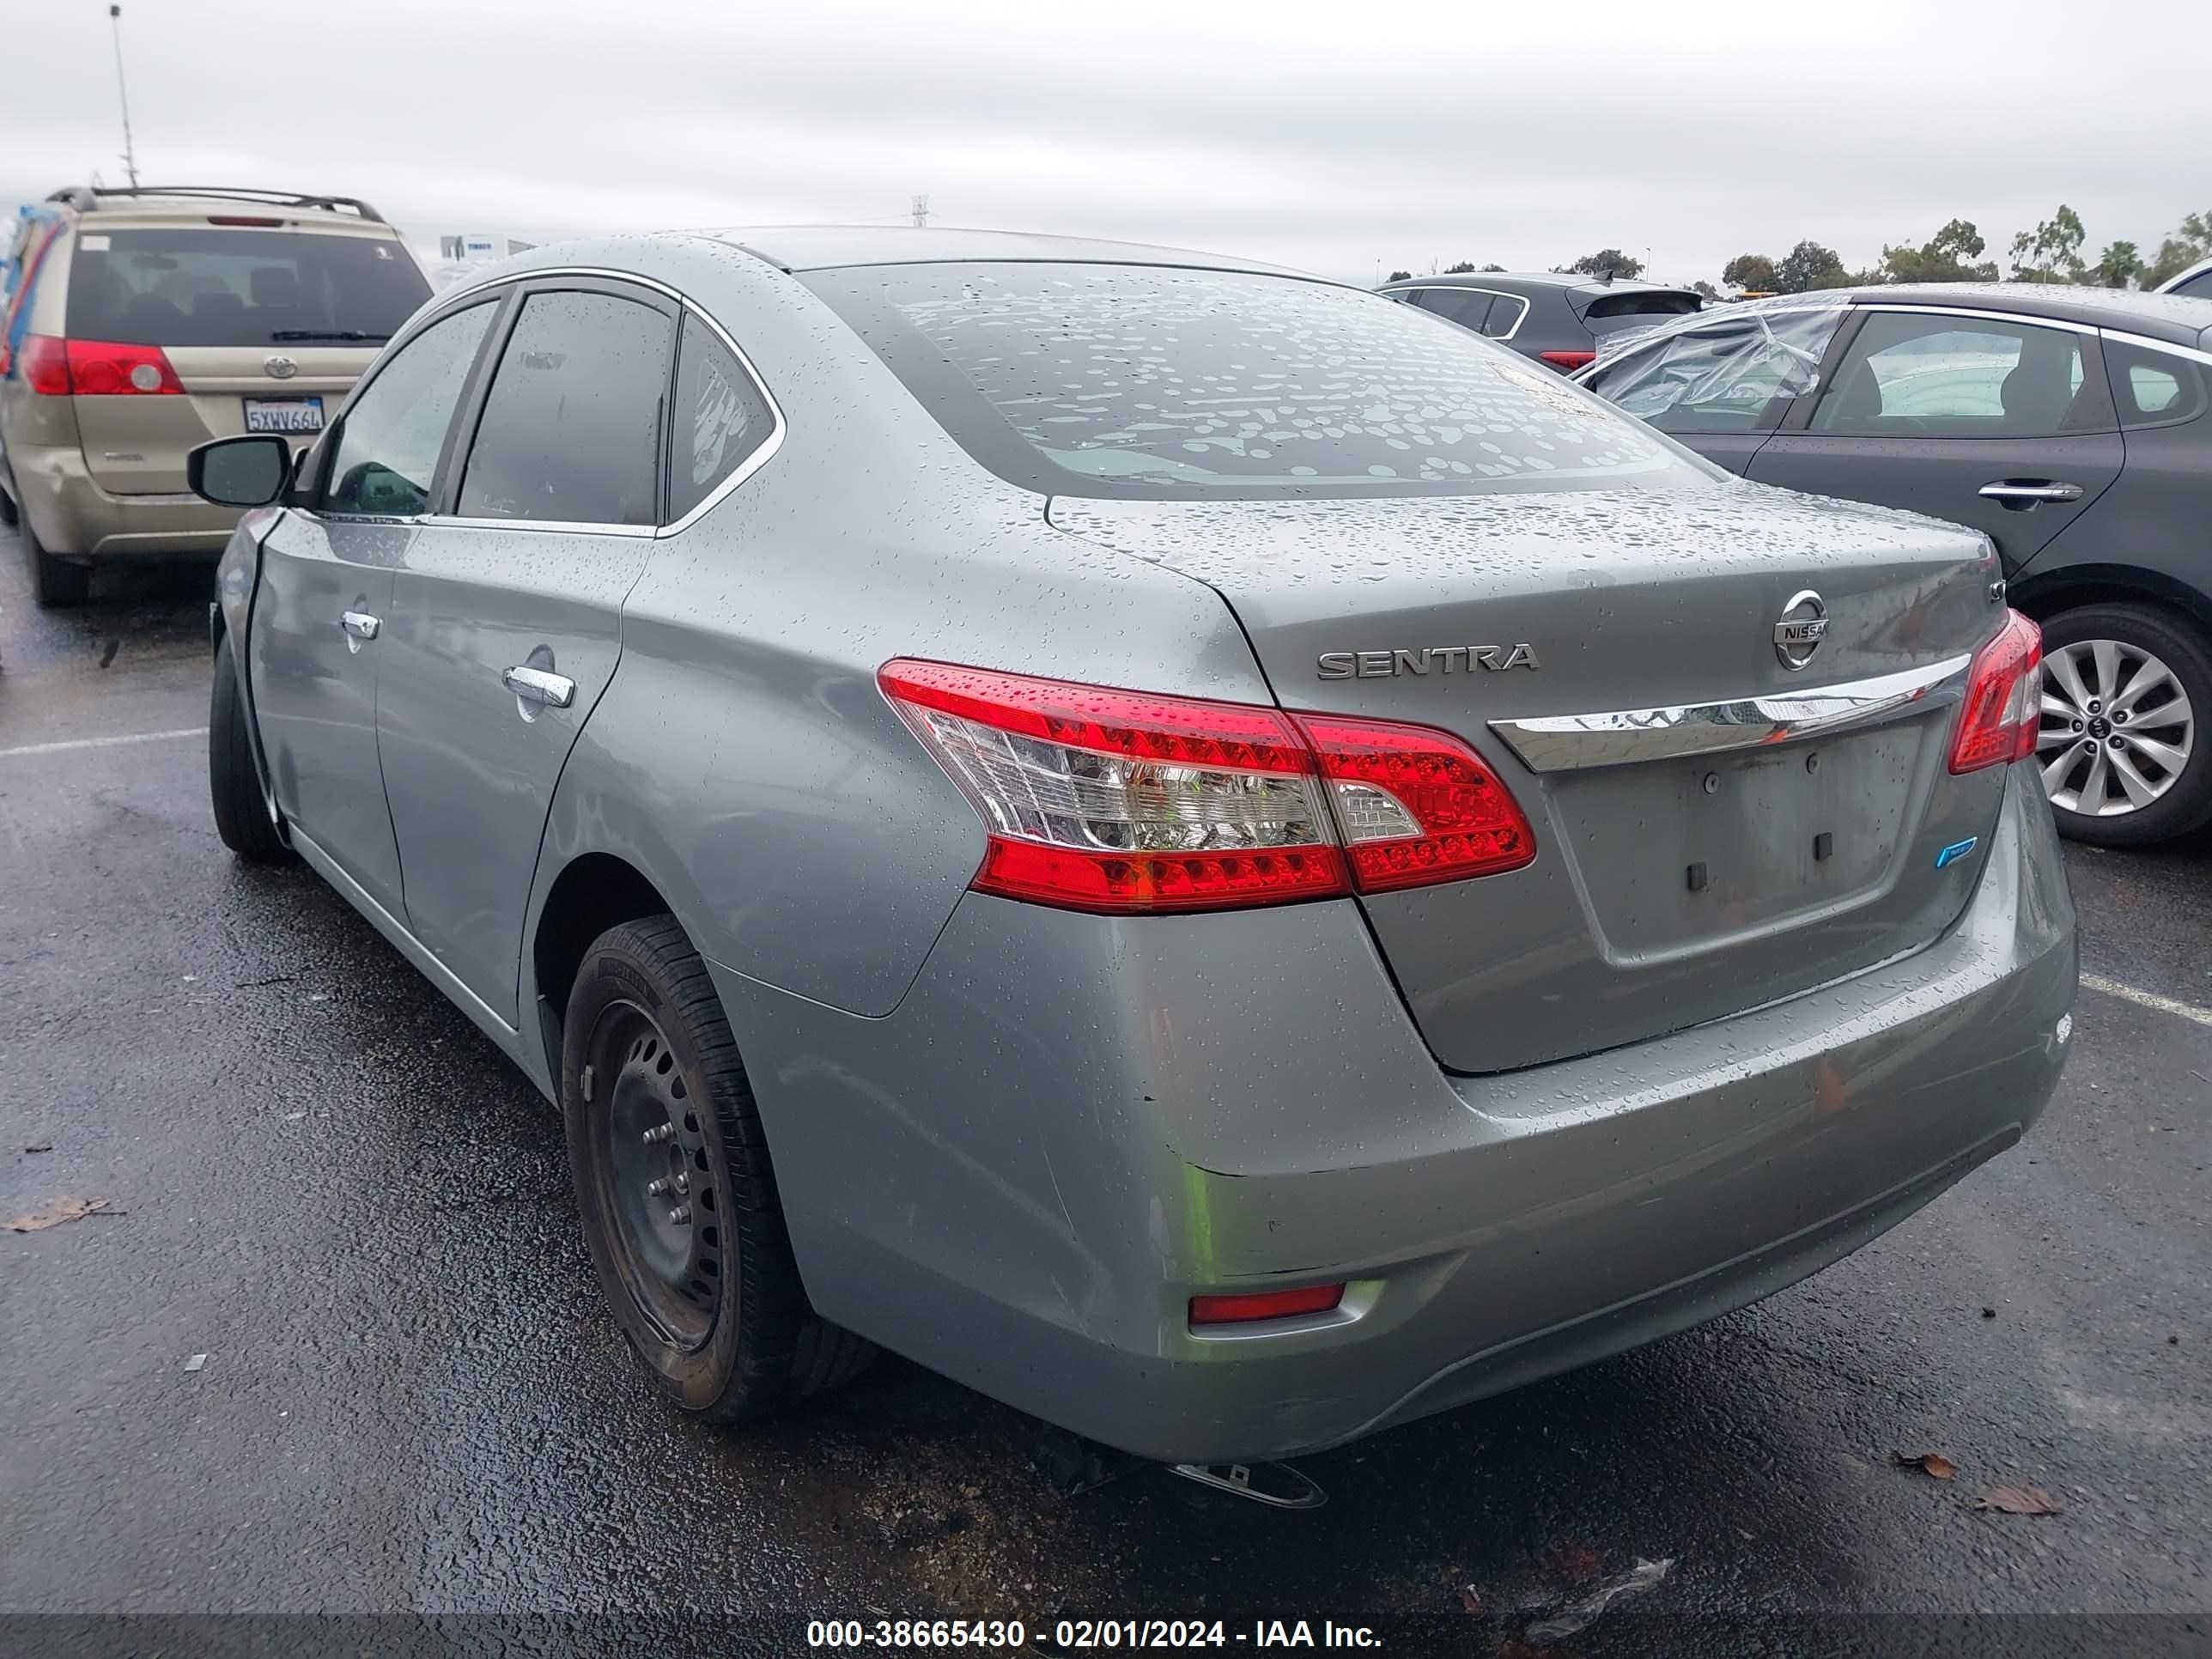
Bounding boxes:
[803,263,1705,501]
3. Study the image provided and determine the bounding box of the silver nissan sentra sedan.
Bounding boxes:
[186,228,2076,1465]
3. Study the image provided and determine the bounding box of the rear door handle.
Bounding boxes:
[340,610,380,640]
[1978,480,2085,507]
[501,665,575,708]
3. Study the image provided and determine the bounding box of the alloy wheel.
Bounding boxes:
[2037,638,2196,817]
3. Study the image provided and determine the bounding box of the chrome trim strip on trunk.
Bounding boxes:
[1489,653,1972,774]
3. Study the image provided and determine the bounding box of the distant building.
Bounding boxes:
[438,234,537,261]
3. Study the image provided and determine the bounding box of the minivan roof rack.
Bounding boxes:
[44,185,386,224]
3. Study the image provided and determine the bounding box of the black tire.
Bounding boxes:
[208,641,291,860]
[26,519,90,607]
[2038,602,2212,848]
[563,915,872,1422]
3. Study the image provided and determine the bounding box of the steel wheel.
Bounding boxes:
[588,1000,726,1352]
[2038,637,2195,818]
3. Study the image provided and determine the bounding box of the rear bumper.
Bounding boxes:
[715,764,2075,1464]
[5,440,239,557]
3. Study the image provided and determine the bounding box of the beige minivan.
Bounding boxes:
[0,185,431,605]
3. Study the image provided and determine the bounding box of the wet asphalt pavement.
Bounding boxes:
[2,546,2207,1658]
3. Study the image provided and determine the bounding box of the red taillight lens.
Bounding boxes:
[1190,1284,1344,1326]
[206,215,286,227]
[64,338,185,396]
[879,659,1536,914]
[1297,714,1537,890]
[1538,349,1597,371]
[21,335,73,396]
[1948,611,2044,775]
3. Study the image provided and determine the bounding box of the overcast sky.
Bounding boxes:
[3,0,2206,287]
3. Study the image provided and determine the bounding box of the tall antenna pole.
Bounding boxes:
[910,194,929,228]
[109,4,140,187]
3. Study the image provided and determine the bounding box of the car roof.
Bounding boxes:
[697,225,1324,281]
[45,185,391,229]
[1380,270,1696,299]
[1850,281,2212,340]
[2155,255,2212,294]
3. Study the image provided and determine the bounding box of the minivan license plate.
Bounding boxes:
[244,397,325,434]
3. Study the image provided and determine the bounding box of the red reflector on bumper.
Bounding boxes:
[1189,1284,1345,1326]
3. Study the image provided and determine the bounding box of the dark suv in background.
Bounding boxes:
[1378,271,1704,371]
[1576,283,2212,847]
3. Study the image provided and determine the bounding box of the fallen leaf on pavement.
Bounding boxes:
[8,1196,119,1233]
[1456,1584,1483,1616]
[1538,1541,1602,1583]
[24,1144,52,1154]
[1891,1450,1960,1480]
[1976,1485,2063,1516]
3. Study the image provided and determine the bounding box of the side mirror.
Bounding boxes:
[187,434,293,508]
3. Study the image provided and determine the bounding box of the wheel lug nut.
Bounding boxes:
[641,1123,674,1145]
[2087,699,2101,714]
[2108,736,2124,749]
[673,1172,690,1194]
[2072,720,2083,731]
[647,1177,672,1196]
[666,1205,691,1225]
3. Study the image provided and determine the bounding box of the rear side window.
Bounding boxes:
[323,302,496,518]
[2170,270,2212,300]
[1582,307,1843,434]
[458,289,672,526]
[2103,339,2208,428]
[64,228,430,348]
[1407,288,1495,334]
[1808,312,2103,437]
[665,313,775,521]
[805,263,1692,499]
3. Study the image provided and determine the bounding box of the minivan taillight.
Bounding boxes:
[1948,611,2043,775]
[20,335,72,396]
[63,338,185,396]
[879,659,1535,914]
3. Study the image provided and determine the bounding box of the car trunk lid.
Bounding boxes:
[1049,482,2012,1073]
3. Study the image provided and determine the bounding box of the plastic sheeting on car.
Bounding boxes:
[1583,304,1847,433]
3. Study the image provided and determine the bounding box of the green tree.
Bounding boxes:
[1480,263,1506,272]
[2142,210,2211,288]
[1722,252,1778,293]
[1562,248,1644,279]
[1690,279,1721,300]
[1872,219,1998,283]
[1775,240,1850,293]
[1443,261,1481,274]
[2009,205,2087,283]
[2087,240,2143,289]
[1386,270,1412,283]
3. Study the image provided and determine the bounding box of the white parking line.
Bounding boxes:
[2080,974,2212,1030]
[0,726,206,760]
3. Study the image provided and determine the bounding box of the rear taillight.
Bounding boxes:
[1948,610,2043,774]
[63,338,185,396]
[20,335,72,396]
[1538,349,1597,371]
[879,659,1535,914]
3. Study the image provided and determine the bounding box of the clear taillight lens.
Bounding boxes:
[1948,611,2043,775]
[879,659,1537,914]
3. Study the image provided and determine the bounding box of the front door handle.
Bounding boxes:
[1978,479,2085,508]
[340,610,380,640]
[501,665,575,708]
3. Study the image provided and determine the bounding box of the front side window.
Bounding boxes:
[2170,269,2212,301]
[1583,307,1842,434]
[64,228,430,348]
[805,264,1692,499]
[323,301,495,518]
[458,289,672,526]
[665,313,775,521]
[1809,312,2094,437]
